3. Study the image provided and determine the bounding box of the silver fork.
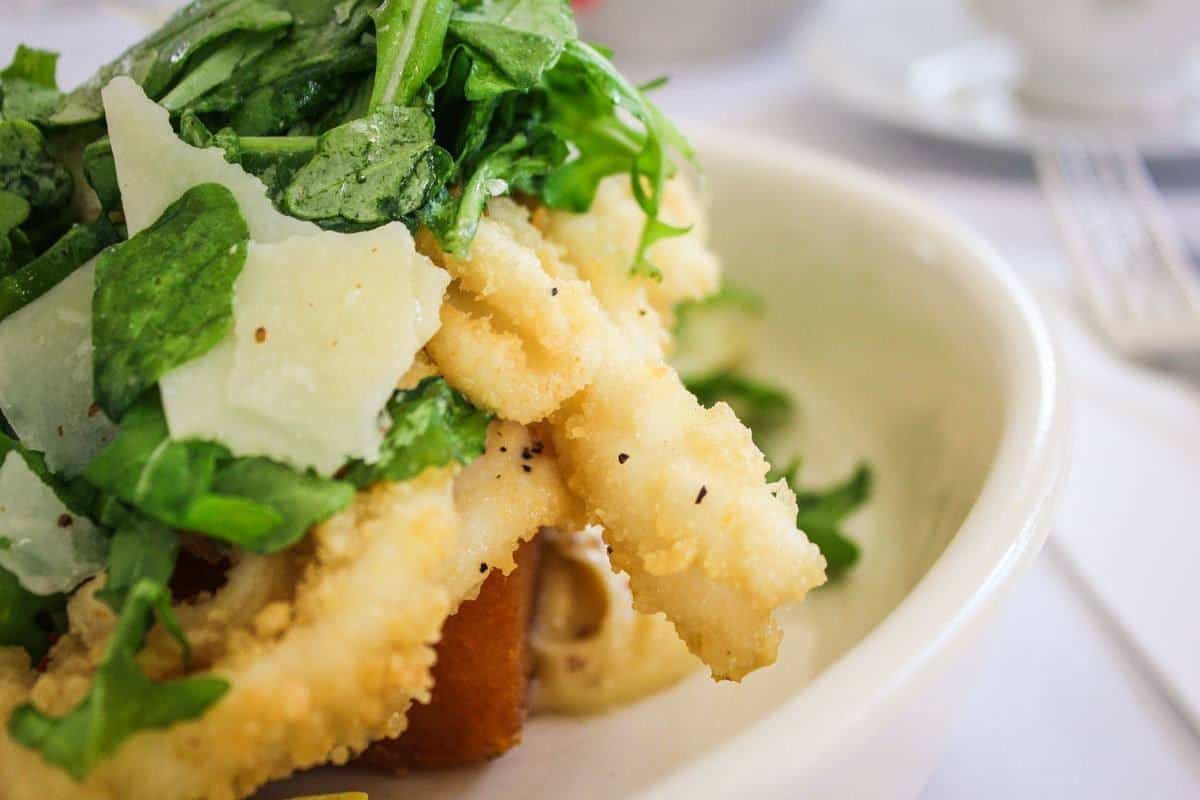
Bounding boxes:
[1035,140,1200,361]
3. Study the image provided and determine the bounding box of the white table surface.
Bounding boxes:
[6,7,1200,798]
[648,46,1200,799]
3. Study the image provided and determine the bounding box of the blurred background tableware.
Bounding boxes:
[973,0,1200,117]
[572,0,813,78]
[798,0,1200,157]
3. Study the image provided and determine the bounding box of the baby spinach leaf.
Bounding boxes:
[159,29,286,114]
[0,218,124,323]
[447,0,576,92]
[50,0,295,126]
[209,458,355,552]
[280,104,447,226]
[8,579,230,780]
[371,0,455,109]
[0,45,63,123]
[342,377,492,488]
[92,183,249,420]
[0,566,66,662]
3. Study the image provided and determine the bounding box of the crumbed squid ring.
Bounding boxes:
[420,201,611,424]
[0,426,577,800]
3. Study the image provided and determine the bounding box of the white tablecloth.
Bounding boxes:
[5,11,1200,798]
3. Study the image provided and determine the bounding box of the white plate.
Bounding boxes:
[256,129,1067,799]
[798,0,1200,159]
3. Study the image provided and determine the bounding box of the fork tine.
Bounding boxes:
[1035,140,1200,358]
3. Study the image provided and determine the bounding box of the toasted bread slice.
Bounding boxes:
[358,539,541,771]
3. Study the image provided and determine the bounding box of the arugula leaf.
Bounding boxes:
[541,40,691,277]
[209,458,355,552]
[671,283,763,377]
[192,0,378,135]
[0,565,66,662]
[0,218,124,323]
[371,0,455,108]
[685,371,794,446]
[81,137,121,212]
[82,396,283,544]
[0,432,102,522]
[178,112,319,197]
[791,465,872,580]
[8,579,230,780]
[0,120,72,221]
[424,130,564,253]
[280,104,448,226]
[93,513,179,615]
[342,377,492,488]
[92,183,249,420]
[50,0,295,126]
[447,0,576,94]
[84,396,353,553]
[159,29,287,114]
[0,46,63,123]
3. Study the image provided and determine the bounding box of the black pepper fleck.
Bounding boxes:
[618,453,629,464]
[531,441,544,455]
[479,563,488,574]
[499,446,507,453]
[695,486,708,505]
[551,287,559,296]
[521,447,533,460]
[521,464,532,473]
[57,514,73,528]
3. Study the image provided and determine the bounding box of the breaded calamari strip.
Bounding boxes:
[533,175,720,353]
[450,420,579,603]
[421,200,611,424]
[551,353,826,681]
[1,469,460,800]
[426,194,824,681]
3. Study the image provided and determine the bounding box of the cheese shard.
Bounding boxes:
[0,261,116,475]
[160,224,450,475]
[101,77,317,242]
[0,452,106,595]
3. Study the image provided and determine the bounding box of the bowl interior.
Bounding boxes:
[262,138,1019,800]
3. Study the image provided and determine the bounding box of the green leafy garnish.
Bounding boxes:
[770,460,872,580]
[8,579,230,780]
[0,120,72,226]
[50,0,295,126]
[0,45,63,123]
[92,183,249,420]
[93,513,180,615]
[0,566,65,662]
[83,395,353,554]
[685,371,794,447]
[0,190,32,276]
[0,218,124,323]
[371,0,455,108]
[281,105,447,227]
[447,0,576,94]
[342,377,492,488]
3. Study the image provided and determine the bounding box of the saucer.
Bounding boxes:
[797,0,1200,159]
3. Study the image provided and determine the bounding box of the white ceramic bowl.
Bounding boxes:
[266,130,1068,800]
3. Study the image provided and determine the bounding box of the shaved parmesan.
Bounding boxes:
[0,452,106,595]
[101,77,317,242]
[0,262,116,475]
[161,224,450,475]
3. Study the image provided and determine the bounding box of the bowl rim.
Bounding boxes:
[642,126,1070,797]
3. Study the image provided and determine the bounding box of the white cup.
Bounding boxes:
[973,0,1200,116]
